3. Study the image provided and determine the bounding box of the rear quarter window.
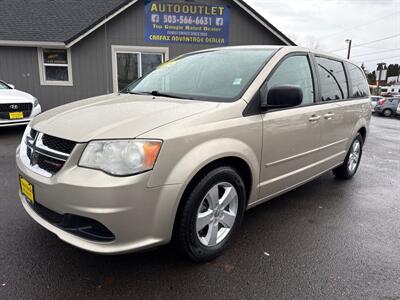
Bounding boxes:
[316,57,348,102]
[346,62,369,98]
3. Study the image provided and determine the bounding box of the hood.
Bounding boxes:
[0,89,35,102]
[31,93,219,142]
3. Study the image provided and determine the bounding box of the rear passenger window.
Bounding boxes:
[267,55,314,105]
[316,57,348,101]
[346,63,369,98]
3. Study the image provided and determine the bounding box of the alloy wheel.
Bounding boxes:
[196,182,238,247]
[347,140,361,173]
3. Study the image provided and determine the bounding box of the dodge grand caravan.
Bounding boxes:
[16,46,371,262]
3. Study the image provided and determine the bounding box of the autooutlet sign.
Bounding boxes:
[144,0,231,45]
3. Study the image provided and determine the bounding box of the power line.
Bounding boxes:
[319,11,400,41]
[330,34,400,52]
[358,45,400,51]
[353,54,400,64]
[351,48,400,58]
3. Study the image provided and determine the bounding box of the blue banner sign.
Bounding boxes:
[144,1,230,45]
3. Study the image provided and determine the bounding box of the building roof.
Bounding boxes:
[0,0,295,47]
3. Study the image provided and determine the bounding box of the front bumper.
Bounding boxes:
[0,104,41,127]
[16,144,183,254]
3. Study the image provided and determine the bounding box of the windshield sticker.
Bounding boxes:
[233,78,242,86]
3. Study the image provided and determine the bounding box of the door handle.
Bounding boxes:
[323,112,335,119]
[309,115,321,122]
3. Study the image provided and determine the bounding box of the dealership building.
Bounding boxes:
[0,0,294,110]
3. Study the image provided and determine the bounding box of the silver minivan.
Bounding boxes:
[16,46,371,262]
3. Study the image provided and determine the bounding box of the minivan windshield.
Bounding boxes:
[125,49,277,102]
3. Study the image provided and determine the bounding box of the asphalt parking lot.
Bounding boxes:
[0,115,399,299]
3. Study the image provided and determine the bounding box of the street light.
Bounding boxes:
[345,39,352,59]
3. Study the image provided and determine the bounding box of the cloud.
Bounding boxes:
[245,0,400,70]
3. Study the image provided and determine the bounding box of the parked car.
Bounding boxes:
[0,80,41,127]
[370,96,384,112]
[396,102,400,116]
[16,46,371,262]
[374,97,400,117]
[380,85,400,97]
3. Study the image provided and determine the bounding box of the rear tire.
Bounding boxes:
[333,133,363,179]
[383,109,392,117]
[174,166,246,262]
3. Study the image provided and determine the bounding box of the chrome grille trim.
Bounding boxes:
[20,142,52,177]
[35,133,69,160]
[25,142,68,162]
[21,129,75,177]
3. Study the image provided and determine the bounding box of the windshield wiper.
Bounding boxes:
[127,91,150,95]
[150,91,186,99]
[129,90,186,99]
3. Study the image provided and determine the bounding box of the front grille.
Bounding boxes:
[0,102,32,112]
[42,134,76,154]
[29,201,115,242]
[0,103,32,119]
[24,131,76,176]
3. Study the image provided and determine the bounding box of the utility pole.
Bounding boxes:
[345,39,352,59]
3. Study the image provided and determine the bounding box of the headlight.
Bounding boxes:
[33,98,39,107]
[79,140,162,176]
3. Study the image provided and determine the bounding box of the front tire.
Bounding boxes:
[333,133,363,179]
[175,166,246,262]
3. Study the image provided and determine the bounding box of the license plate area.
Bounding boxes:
[9,112,24,119]
[19,175,35,205]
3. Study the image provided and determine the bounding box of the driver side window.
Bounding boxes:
[264,55,315,106]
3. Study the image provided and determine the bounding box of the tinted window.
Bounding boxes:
[346,62,369,98]
[267,55,314,105]
[316,57,348,101]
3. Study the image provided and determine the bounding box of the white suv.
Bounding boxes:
[0,80,41,127]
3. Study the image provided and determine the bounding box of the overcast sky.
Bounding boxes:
[246,0,400,72]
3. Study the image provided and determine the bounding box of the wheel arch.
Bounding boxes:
[358,126,367,143]
[347,117,369,150]
[179,156,253,205]
[171,155,254,242]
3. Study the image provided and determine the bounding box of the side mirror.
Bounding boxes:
[7,83,15,89]
[261,85,303,110]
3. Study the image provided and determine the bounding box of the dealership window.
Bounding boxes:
[316,57,348,101]
[38,48,73,86]
[112,46,169,92]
